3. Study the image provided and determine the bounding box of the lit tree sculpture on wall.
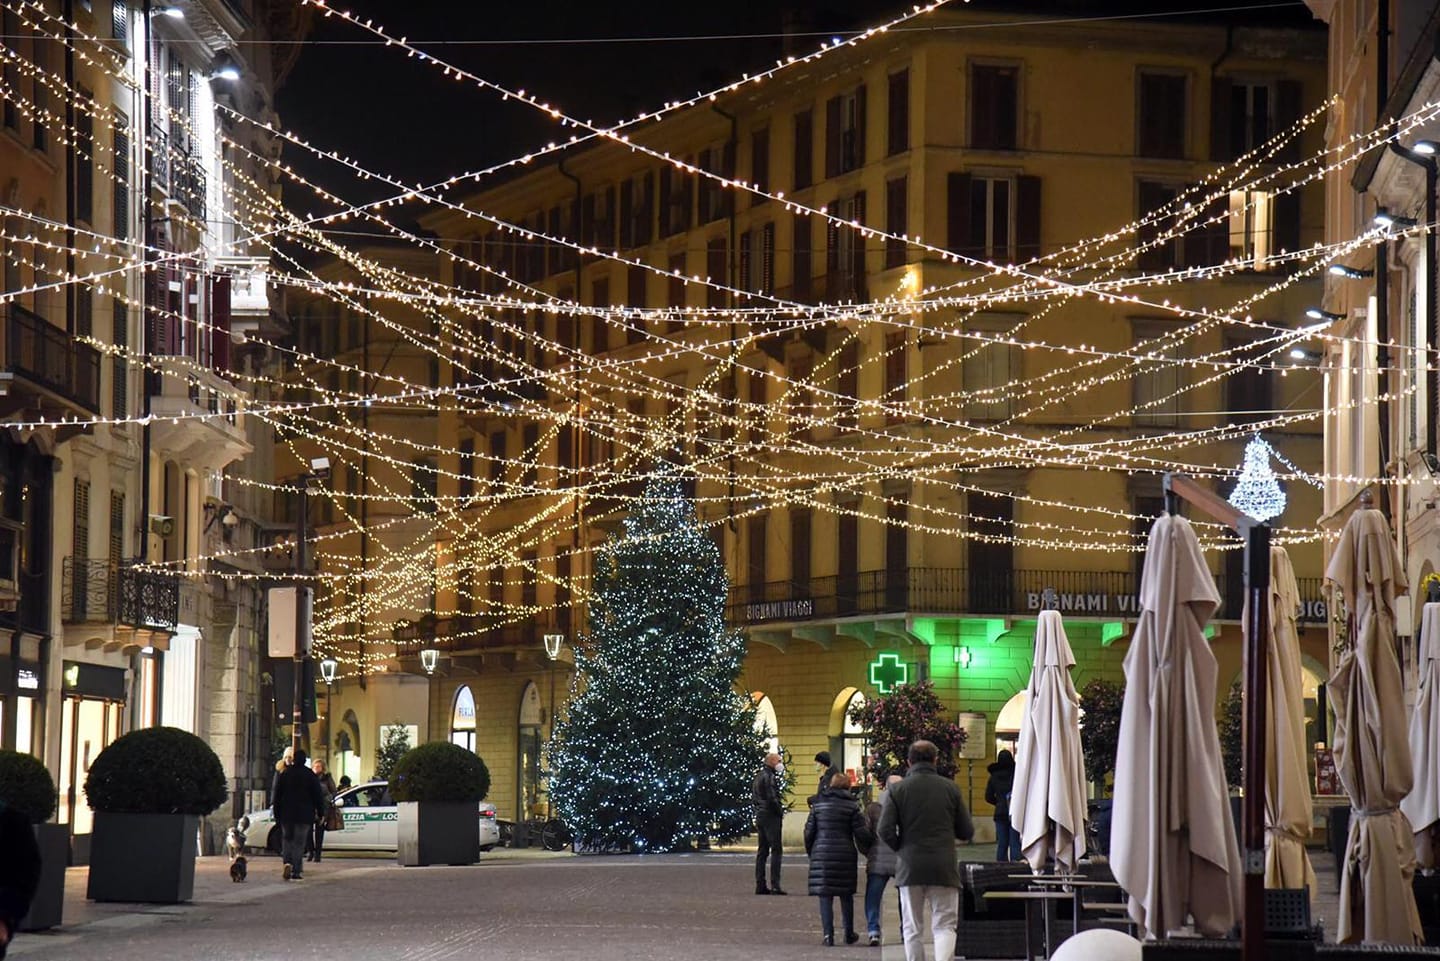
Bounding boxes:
[548,466,766,852]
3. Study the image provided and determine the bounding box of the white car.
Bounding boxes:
[243,780,500,854]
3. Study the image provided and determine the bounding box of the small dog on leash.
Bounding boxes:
[226,816,249,882]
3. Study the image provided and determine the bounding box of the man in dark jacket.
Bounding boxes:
[877,740,974,961]
[813,750,840,800]
[985,749,1021,862]
[751,752,786,895]
[272,746,327,881]
[0,803,41,960]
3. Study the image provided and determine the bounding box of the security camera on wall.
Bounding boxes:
[149,514,175,537]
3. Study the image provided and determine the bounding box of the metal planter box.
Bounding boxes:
[396,801,479,867]
[87,812,198,903]
[20,823,68,930]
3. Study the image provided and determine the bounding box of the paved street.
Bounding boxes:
[7,845,1343,960]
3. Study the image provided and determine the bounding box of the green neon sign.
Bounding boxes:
[868,652,909,694]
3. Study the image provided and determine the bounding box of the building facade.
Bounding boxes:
[0,0,301,853]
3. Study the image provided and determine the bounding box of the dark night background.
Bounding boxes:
[274,1,1314,226]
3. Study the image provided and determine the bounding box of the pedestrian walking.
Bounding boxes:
[863,774,903,946]
[270,745,293,806]
[309,758,339,862]
[0,802,41,960]
[877,740,975,961]
[985,749,1022,862]
[805,772,874,947]
[752,752,786,895]
[272,747,327,880]
[812,750,841,801]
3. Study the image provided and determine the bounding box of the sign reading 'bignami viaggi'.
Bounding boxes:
[1024,591,1327,620]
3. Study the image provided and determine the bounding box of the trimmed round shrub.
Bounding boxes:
[84,727,228,816]
[0,749,57,823]
[391,742,490,804]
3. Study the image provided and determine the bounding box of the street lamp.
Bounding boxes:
[543,633,565,819]
[420,648,439,675]
[319,657,338,765]
[289,458,331,758]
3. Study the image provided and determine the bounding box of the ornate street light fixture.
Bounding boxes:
[543,633,564,660]
[319,657,338,684]
[420,648,439,675]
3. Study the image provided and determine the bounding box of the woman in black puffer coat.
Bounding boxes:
[804,774,874,947]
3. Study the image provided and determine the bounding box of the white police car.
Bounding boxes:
[244,780,500,854]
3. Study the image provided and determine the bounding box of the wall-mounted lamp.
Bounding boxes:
[1328,264,1374,280]
[420,648,439,675]
[1288,347,1323,365]
[157,5,184,18]
[1414,140,1438,156]
[954,646,973,669]
[209,53,241,83]
[203,501,238,533]
[1305,307,1345,324]
[543,633,564,660]
[1374,208,1418,229]
[320,656,338,685]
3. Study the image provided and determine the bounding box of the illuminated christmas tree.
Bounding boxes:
[548,466,765,852]
[1228,435,1287,522]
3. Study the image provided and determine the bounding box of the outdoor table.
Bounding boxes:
[983,889,1071,959]
[1007,874,1124,937]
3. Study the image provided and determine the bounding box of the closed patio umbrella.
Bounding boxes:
[1400,599,1440,869]
[1009,608,1088,873]
[1258,546,1317,898]
[1326,507,1421,945]
[1111,513,1241,940]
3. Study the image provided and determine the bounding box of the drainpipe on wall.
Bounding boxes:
[1375,0,1393,520]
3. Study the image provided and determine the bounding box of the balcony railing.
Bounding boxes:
[727,567,1331,627]
[150,125,170,194]
[174,154,206,221]
[392,614,563,653]
[61,559,180,632]
[5,304,101,413]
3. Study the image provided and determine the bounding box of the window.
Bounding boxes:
[826,191,866,301]
[792,214,813,302]
[790,507,811,592]
[2,8,19,130]
[450,686,476,753]
[1138,71,1187,159]
[947,173,1040,263]
[411,459,437,513]
[825,85,866,177]
[114,303,130,424]
[108,490,124,567]
[582,187,615,249]
[459,438,475,501]
[590,275,610,353]
[750,128,770,204]
[626,265,647,344]
[962,319,1020,420]
[667,252,686,331]
[837,340,860,430]
[1223,334,1274,425]
[1228,188,1275,269]
[787,348,815,438]
[1213,78,1301,162]
[836,496,859,615]
[619,172,654,249]
[884,331,906,423]
[111,0,128,45]
[888,69,910,155]
[488,430,506,483]
[793,109,814,190]
[1132,321,1186,426]
[968,492,1014,614]
[748,369,767,444]
[884,494,908,609]
[885,176,908,269]
[75,91,95,223]
[697,144,734,223]
[660,164,693,237]
[740,223,775,294]
[706,236,727,309]
[970,64,1019,150]
[746,514,767,600]
[73,480,90,567]
[1136,180,1255,271]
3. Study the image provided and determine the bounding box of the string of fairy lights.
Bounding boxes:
[0,0,1426,670]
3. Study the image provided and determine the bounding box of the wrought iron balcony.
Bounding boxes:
[727,567,1330,628]
[61,560,179,643]
[1,304,101,415]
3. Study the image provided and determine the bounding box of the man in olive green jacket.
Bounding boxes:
[877,740,974,961]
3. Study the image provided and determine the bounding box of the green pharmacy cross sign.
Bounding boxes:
[868,652,909,694]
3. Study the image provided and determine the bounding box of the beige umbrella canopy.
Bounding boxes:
[1256,546,1317,899]
[1325,507,1421,945]
[1009,609,1088,873]
[1111,513,1241,940]
[1399,600,1440,870]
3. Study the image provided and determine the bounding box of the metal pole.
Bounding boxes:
[1240,522,1271,961]
[138,0,153,565]
[291,480,307,757]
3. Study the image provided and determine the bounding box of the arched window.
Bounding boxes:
[753,693,779,755]
[995,690,1028,759]
[841,690,867,783]
[450,685,477,752]
[518,682,543,819]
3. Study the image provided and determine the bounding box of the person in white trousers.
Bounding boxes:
[877,740,975,961]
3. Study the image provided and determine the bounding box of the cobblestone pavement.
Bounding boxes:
[7,845,1344,961]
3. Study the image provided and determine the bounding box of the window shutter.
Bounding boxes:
[825,95,842,178]
[793,215,812,303]
[761,222,776,294]
[1016,176,1041,262]
[854,84,867,168]
[210,274,231,374]
[707,236,727,309]
[683,156,696,231]
[619,179,634,248]
[112,0,127,44]
[886,176,908,269]
[794,110,813,190]
[73,479,90,561]
[947,173,973,258]
[581,193,596,247]
[888,70,909,155]
[112,125,129,239]
[721,142,736,217]
[852,191,867,300]
[1182,189,1228,268]
[968,179,988,258]
[1275,80,1302,164]
[602,185,616,248]
[1210,77,1234,161]
[1273,188,1301,271]
[751,128,769,200]
[658,167,673,235]
[739,229,753,292]
[838,340,859,429]
[641,171,655,245]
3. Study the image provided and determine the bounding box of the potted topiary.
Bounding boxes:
[83,727,228,903]
[390,741,490,867]
[0,750,64,930]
